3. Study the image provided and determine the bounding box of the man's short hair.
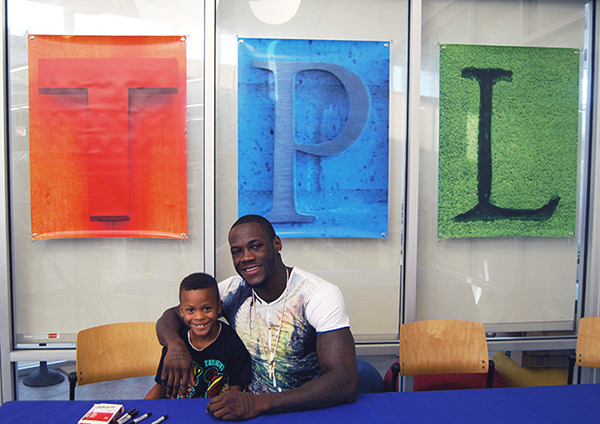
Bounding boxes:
[231,214,276,242]
[179,272,219,303]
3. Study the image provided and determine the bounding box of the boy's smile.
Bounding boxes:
[179,288,222,350]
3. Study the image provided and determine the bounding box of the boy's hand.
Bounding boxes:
[160,338,192,398]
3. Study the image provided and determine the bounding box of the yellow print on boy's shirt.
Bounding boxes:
[177,361,229,398]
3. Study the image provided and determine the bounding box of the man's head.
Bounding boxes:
[228,215,283,290]
[230,214,276,242]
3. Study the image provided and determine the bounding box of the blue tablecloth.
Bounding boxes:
[2,384,599,423]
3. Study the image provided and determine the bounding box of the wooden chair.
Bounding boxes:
[68,322,163,400]
[390,319,494,391]
[568,316,600,384]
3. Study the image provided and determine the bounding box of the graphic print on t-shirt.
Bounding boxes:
[177,359,230,398]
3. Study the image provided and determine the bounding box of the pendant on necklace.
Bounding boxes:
[268,352,276,387]
[268,361,275,381]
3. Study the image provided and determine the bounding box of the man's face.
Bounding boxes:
[228,222,281,289]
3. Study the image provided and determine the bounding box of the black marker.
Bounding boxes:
[150,415,168,424]
[131,412,152,424]
[117,409,139,424]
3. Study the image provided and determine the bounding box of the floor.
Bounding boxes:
[16,354,398,401]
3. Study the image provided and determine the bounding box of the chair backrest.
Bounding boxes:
[399,319,489,376]
[76,322,163,386]
[576,317,600,368]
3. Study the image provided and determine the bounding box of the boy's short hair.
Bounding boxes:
[179,272,219,303]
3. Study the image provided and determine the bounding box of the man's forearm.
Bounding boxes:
[260,328,358,414]
[156,306,192,397]
[156,306,185,347]
[260,366,357,415]
[206,368,357,421]
[205,326,358,421]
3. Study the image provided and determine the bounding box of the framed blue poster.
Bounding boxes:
[238,38,390,238]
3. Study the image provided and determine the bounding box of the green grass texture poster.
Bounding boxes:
[438,44,580,239]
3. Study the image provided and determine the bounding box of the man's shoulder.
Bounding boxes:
[291,267,341,293]
[218,275,249,299]
[218,275,243,289]
[292,267,321,282]
[293,267,332,282]
[219,276,252,320]
[291,268,350,331]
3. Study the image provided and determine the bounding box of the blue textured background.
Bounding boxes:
[238,38,390,238]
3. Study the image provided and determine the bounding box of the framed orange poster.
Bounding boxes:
[28,35,187,239]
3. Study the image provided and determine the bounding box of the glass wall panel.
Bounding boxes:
[7,0,205,344]
[418,0,589,332]
[215,0,409,341]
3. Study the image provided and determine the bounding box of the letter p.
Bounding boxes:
[252,61,370,224]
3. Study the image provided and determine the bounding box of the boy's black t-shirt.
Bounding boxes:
[154,321,251,398]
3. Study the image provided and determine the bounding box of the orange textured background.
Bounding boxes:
[29,35,187,239]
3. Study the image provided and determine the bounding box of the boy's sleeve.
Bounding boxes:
[227,331,252,388]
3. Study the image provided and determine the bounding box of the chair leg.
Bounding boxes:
[390,362,400,392]
[68,371,77,400]
[567,353,576,385]
[486,359,495,388]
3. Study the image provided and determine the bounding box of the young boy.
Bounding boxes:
[146,272,251,399]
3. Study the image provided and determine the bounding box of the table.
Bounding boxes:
[1,384,599,423]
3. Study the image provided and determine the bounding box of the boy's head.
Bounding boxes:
[179,272,220,304]
[178,273,222,341]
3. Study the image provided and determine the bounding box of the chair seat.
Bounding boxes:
[413,370,507,391]
[384,361,507,391]
[357,358,385,393]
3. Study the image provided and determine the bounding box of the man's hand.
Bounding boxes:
[160,336,192,398]
[205,328,357,419]
[156,306,191,398]
[206,391,269,421]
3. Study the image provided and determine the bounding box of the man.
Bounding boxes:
[156,214,358,420]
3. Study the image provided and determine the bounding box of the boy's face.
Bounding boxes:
[179,288,222,340]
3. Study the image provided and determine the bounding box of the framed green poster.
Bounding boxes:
[438,44,580,239]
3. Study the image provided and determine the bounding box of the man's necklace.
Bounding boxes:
[252,267,290,389]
